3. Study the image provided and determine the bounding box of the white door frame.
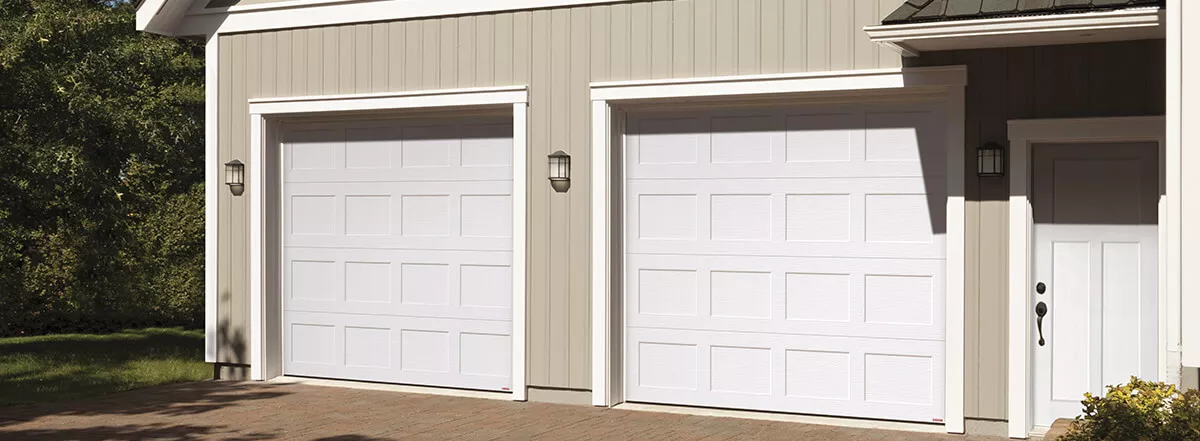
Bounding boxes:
[1006,116,1171,438]
[245,85,530,401]
[589,66,969,434]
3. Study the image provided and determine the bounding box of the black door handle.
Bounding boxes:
[1035,302,1048,347]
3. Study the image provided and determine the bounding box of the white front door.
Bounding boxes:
[622,101,948,423]
[281,117,515,392]
[1031,142,1159,428]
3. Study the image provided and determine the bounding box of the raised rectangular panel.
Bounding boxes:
[785,114,854,162]
[460,333,511,377]
[710,271,771,319]
[292,261,337,301]
[786,194,850,242]
[401,195,449,237]
[710,116,776,164]
[710,194,771,241]
[865,275,933,325]
[865,194,933,243]
[460,265,511,308]
[636,118,701,165]
[639,195,697,240]
[345,127,394,169]
[345,326,391,368]
[401,126,456,168]
[710,346,772,395]
[401,263,449,306]
[401,330,450,373]
[345,262,391,304]
[786,273,850,322]
[345,196,391,236]
[638,342,697,390]
[1102,242,1142,385]
[292,196,337,235]
[865,354,933,405]
[290,324,336,364]
[289,130,341,169]
[461,195,512,238]
[865,111,928,162]
[638,269,698,316]
[786,350,851,399]
[460,125,512,167]
[1053,241,1091,401]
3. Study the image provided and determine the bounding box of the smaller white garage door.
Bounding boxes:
[283,117,514,392]
[624,102,947,423]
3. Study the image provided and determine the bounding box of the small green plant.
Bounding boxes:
[1059,376,1200,441]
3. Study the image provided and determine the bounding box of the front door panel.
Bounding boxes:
[1031,143,1159,428]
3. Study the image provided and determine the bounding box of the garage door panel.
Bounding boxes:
[284,311,511,391]
[624,103,945,423]
[625,254,945,341]
[624,327,945,422]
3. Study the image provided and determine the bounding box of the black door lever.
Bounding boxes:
[1035,302,1048,347]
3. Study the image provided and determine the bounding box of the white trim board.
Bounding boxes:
[589,67,968,434]
[247,86,530,402]
[204,34,219,364]
[1006,116,1171,439]
[865,7,1165,56]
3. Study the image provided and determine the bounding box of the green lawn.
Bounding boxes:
[0,328,211,406]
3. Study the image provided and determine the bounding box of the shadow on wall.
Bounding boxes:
[217,289,248,367]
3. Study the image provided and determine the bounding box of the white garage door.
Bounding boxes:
[624,102,947,423]
[283,117,514,392]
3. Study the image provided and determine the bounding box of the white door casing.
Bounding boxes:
[1030,143,1160,428]
[621,103,949,423]
[282,118,515,392]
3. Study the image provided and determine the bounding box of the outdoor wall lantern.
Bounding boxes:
[548,150,571,193]
[225,159,245,196]
[977,142,1005,178]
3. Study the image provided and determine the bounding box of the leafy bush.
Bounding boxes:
[1060,377,1200,441]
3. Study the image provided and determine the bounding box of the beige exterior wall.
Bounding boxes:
[909,39,1166,420]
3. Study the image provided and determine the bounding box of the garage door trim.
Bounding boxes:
[246,85,529,401]
[588,68,967,433]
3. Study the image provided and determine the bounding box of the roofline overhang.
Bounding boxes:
[865,7,1164,56]
[137,0,196,36]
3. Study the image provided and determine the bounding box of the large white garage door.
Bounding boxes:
[624,102,947,423]
[283,117,514,392]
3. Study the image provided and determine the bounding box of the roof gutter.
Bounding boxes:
[865,7,1164,56]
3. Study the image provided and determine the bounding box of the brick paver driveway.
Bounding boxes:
[0,381,1006,440]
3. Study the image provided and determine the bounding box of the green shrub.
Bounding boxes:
[1060,377,1200,441]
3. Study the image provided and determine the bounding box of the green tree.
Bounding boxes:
[0,0,204,335]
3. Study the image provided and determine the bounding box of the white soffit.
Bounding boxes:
[865,7,1165,56]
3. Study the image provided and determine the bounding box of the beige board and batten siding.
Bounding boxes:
[216,0,911,393]
[908,39,1167,420]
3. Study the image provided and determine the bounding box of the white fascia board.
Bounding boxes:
[865,7,1164,52]
[136,0,167,31]
[138,0,197,36]
[590,66,967,102]
[247,86,528,115]
[174,0,625,36]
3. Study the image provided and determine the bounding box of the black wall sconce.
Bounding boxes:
[225,159,245,196]
[548,150,571,193]
[977,142,1005,178]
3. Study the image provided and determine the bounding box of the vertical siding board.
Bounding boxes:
[232,34,250,364]
[440,18,459,88]
[528,9,552,387]
[353,25,371,93]
[591,6,612,83]
[782,0,806,72]
[422,20,440,89]
[609,3,631,81]
[290,29,307,96]
[217,36,234,363]
[629,2,652,79]
[853,0,878,70]
[339,26,355,94]
[693,0,715,77]
[828,0,852,70]
[760,0,782,74]
[371,23,389,92]
[405,23,424,91]
[321,29,339,94]
[651,1,673,79]
[547,7,571,387]
[274,31,290,97]
[737,0,760,74]
[260,33,277,97]
[568,7,592,389]
[459,16,477,87]
[672,0,695,78]
[306,29,322,95]
[806,0,829,72]
[476,15,495,86]
[388,22,405,91]
[494,14,515,85]
[714,0,737,76]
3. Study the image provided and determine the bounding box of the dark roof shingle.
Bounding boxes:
[882,0,1163,24]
